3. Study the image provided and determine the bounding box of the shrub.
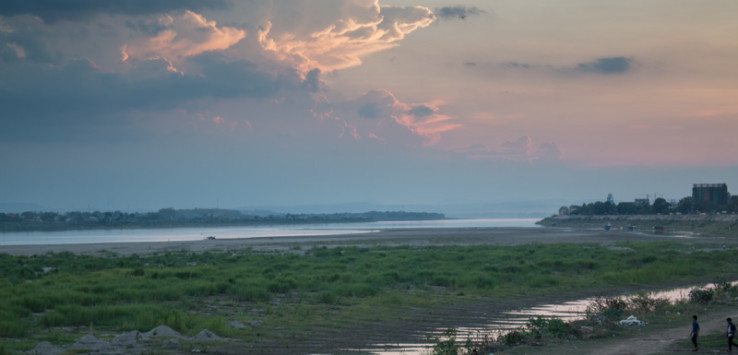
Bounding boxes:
[429,328,458,355]
[587,297,628,319]
[688,288,714,304]
[501,330,526,345]
[526,317,570,340]
[316,291,339,305]
[628,294,669,313]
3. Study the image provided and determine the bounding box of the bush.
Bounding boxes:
[526,317,570,340]
[316,291,339,305]
[688,288,714,304]
[587,297,628,319]
[501,330,526,345]
[628,294,670,313]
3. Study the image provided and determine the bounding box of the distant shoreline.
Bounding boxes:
[537,214,738,236]
[0,209,446,233]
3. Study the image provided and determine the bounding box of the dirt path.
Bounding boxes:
[534,307,738,355]
[599,319,721,355]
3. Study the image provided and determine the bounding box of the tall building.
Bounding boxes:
[692,183,729,205]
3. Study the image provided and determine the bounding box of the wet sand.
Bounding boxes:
[1,226,726,256]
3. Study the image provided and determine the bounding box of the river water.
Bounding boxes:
[0,218,540,246]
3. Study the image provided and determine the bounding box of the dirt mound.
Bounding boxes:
[191,329,224,341]
[141,325,184,341]
[111,330,140,347]
[27,341,63,355]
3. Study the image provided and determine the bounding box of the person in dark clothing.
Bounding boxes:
[728,318,738,351]
[690,315,700,351]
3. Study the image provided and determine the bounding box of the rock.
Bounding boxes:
[249,320,263,326]
[619,315,645,326]
[27,341,63,355]
[141,325,184,341]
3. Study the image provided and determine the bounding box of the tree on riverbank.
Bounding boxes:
[563,193,737,216]
[0,208,445,232]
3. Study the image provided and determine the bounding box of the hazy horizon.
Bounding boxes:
[2,1,737,215]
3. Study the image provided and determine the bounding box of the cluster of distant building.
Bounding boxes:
[560,183,735,216]
[692,183,730,206]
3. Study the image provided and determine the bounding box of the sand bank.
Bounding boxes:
[1,226,723,256]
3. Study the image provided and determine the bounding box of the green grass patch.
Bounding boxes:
[1,241,738,352]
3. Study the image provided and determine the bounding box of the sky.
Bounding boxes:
[1,0,737,215]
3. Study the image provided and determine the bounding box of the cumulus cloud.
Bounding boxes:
[122,11,245,71]
[352,89,460,145]
[0,0,442,148]
[577,57,632,74]
[0,0,229,22]
[434,6,485,20]
[258,1,435,73]
[314,88,460,145]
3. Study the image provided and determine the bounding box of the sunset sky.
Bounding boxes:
[1,0,737,214]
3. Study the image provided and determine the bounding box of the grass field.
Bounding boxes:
[2,240,738,353]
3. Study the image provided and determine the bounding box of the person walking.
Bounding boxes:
[728,318,738,351]
[690,315,700,351]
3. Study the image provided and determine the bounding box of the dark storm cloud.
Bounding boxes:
[0,0,230,22]
[0,54,316,130]
[124,19,170,36]
[301,68,322,93]
[434,6,485,20]
[407,105,434,117]
[577,57,632,74]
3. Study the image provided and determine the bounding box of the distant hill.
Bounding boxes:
[0,202,49,213]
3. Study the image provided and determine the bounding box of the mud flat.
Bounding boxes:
[0,226,720,256]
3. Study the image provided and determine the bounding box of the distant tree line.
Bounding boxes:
[0,208,446,232]
[559,195,738,216]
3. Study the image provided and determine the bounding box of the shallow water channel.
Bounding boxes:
[359,281,732,354]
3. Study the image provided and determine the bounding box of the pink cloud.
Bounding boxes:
[354,89,460,145]
[258,1,434,73]
[121,11,245,71]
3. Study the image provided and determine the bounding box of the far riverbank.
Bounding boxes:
[537,214,738,236]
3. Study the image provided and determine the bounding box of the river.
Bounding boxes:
[0,218,540,246]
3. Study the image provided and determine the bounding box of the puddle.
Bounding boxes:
[358,281,736,354]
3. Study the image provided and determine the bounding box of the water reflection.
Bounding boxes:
[362,281,736,354]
